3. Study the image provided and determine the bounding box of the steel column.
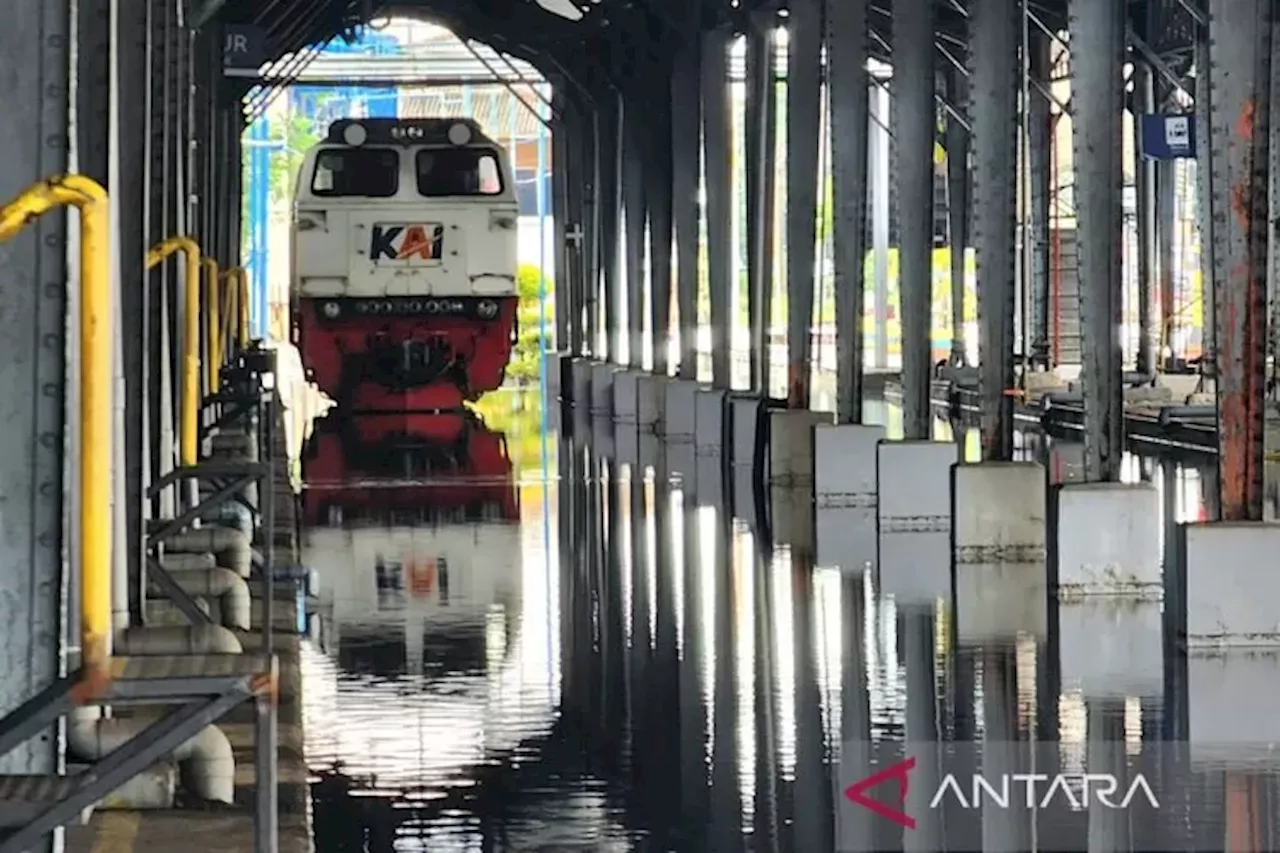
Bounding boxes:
[582,108,599,357]
[1134,61,1160,375]
[970,0,1021,460]
[785,0,822,407]
[76,0,111,185]
[702,28,733,389]
[745,17,776,396]
[1156,156,1177,365]
[647,82,674,377]
[672,43,702,380]
[119,0,150,626]
[1206,0,1272,521]
[1194,36,1214,363]
[894,0,936,439]
[870,86,892,369]
[1071,0,1126,482]
[621,103,648,369]
[0,0,69,785]
[551,90,573,355]
[564,94,589,359]
[597,90,622,364]
[829,0,870,423]
[1027,31,1052,365]
[946,67,972,367]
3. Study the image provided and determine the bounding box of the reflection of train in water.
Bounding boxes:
[292,118,519,412]
[303,412,521,656]
[300,413,561,795]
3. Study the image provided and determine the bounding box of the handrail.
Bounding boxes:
[202,257,221,393]
[0,175,112,694]
[145,236,201,468]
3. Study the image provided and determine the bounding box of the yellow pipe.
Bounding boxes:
[145,236,201,468]
[0,175,112,694]
[218,270,236,360]
[231,267,249,348]
[202,257,221,392]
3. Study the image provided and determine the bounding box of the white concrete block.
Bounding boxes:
[695,388,726,456]
[816,508,876,573]
[590,411,615,458]
[952,462,1047,564]
[1189,652,1280,767]
[768,409,835,488]
[570,358,593,408]
[638,431,661,469]
[729,394,763,468]
[662,379,701,442]
[1058,599,1162,697]
[694,452,724,508]
[1184,521,1280,647]
[814,425,884,509]
[664,442,696,485]
[772,486,814,554]
[590,362,617,418]
[637,374,663,432]
[878,441,959,604]
[1055,482,1161,597]
[731,466,759,529]
[955,562,1048,643]
[613,370,639,425]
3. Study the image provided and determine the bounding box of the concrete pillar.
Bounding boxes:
[946,68,972,368]
[828,0,870,423]
[969,0,1021,461]
[702,28,732,389]
[1070,0,1125,482]
[1206,0,1272,520]
[745,15,777,397]
[622,101,648,369]
[785,0,822,407]
[671,43,701,380]
[1134,62,1160,376]
[597,91,622,364]
[894,0,936,439]
[0,0,69,785]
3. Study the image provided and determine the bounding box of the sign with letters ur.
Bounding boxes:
[1139,113,1196,160]
[223,24,266,77]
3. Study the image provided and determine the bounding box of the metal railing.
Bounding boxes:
[0,178,280,853]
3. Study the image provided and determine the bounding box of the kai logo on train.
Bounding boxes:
[369,223,444,262]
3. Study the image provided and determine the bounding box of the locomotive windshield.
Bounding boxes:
[415,148,504,197]
[311,147,399,197]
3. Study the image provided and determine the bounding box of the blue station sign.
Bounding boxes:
[1140,113,1196,160]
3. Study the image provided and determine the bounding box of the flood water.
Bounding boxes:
[298,390,1278,852]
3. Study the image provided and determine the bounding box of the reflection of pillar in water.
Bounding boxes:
[837,571,874,851]
[709,502,743,851]
[901,608,942,851]
[791,550,832,852]
[627,469,652,799]
[754,546,781,847]
[678,492,710,830]
[602,461,628,739]
[651,483,681,816]
[1086,700,1129,852]
[981,648,1028,853]
[1223,773,1265,850]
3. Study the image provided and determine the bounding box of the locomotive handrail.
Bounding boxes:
[0,175,113,693]
[145,236,202,468]
[202,257,221,393]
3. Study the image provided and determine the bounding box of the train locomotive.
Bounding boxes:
[292,117,519,413]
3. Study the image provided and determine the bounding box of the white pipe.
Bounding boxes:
[68,706,235,803]
[116,624,243,655]
[163,526,252,577]
[168,568,252,631]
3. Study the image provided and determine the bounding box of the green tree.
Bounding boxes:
[506,263,554,386]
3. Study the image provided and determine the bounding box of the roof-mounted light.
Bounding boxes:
[447,122,473,146]
[342,122,368,146]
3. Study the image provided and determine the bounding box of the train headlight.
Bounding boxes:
[447,122,473,146]
[477,300,498,319]
[342,122,368,146]
[322,301,341,318]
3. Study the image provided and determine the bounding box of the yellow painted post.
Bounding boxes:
[234,268,249,348]
[0,175,112,691]
[202,257,221,392]
[145,236,202,468]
